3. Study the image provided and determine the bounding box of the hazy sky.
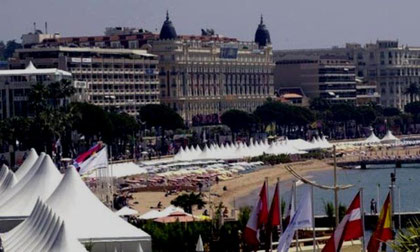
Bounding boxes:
[1,0,420,50]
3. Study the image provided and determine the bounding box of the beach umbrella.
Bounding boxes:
[196,234,204,252]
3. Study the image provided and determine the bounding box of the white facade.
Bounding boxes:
[0,62,73,119]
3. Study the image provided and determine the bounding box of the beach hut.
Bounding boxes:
[45,167,152,252]
[0,154,62,232]
[0,200,87,252]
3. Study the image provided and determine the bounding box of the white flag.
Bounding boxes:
[78,147,108,175]
[277,187,312,252]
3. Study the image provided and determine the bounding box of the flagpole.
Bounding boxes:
[398,186,401,230]
[294,181,298,252]
[360,187,366,252]
[278,177,283,235]
[311,185,315,252]
[333,145,339,228]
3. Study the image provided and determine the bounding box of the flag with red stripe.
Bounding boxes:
[244,181,269,248]
[322,192,363,252]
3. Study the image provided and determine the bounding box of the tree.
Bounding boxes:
[405,83,420,103]
[310,97,331,112]
[71,102,113,143]
[170,192,206,214]
[390,219,420,251]
[221,109,256,139]
[3,40,22,60]
[139,104,184,130]
[383,107,401,117]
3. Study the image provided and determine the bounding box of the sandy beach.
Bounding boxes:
[129,159,334,215]
[128,144,420,216]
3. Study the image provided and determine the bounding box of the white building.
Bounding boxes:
[0,62,73,119]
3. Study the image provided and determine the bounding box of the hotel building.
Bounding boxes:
[0,62,73,119]
[9,47,159,115]
[150,14,275,125]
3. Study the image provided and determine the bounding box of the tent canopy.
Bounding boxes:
[1,199,87,252]
[14,148,38,181]
[0,154,62,218]
[115,206,139,216]
[46,167,150,242]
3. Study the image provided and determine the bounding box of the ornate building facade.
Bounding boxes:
[150,13,275,125]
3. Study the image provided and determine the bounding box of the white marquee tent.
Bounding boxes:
[0,200,87,252]
[139,205,188,220]
[172,137,332,162]
[115,206,139,216]
[0,153,62,232]
[381,130,400,144]
[14,148,38,181]
[46,167,152,252]
[87,162,147,179]
[0,165,16,195]
[364,132,381,144]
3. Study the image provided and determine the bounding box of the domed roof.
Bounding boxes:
[254,15,271,47]
[159,11,177,40]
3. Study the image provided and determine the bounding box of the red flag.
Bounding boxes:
[244,181,269,247]
[322,192,363,252]
[367,193,393,252]
[267,181,281,229]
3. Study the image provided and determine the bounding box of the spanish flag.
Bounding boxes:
[367,192,393,252]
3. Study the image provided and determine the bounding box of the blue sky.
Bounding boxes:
[1,0,420,49]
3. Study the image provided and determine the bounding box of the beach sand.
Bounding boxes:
[129,159,334,215]
[128,145,420,216]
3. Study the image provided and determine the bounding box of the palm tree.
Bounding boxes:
[404,83,420,103]
[390,219,420,251]
[170,192,206,214]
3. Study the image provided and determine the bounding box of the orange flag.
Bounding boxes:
[367,192,393,252]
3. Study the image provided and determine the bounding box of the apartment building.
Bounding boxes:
[275,56,357,103]
[150,14,275,125]
[9,47,159,115]
[0,62,73,119]
[275,40,420,109]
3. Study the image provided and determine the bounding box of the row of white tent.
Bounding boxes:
[0,149,150,252]
[336,130,401,147]
[174,136,333,161]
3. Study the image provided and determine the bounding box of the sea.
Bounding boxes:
[235,164,420,215]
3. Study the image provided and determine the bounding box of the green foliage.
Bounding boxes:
[170,192,206,214]
[383,107,401,117]
[221,109,256,134]
[139,104,184,130]
[310,97,331,111]
[250,153,292,165]
[404,83,420,103]
[390,219,420,252]
[71,102,113,142]
[300,150,328,160]
[2,40,22,60]
[323,201,347,227]
[140,219,244,252]
[405,101,420,117]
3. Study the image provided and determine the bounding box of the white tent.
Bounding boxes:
[14,148,38,181]
[364,132,381,144]
[115,206,139,216]
[0,165,17,195]
[46,167,151,252]
[0,154,62,232]
[87,162,147,178]
[0,200,87,252]
[139,205,186,220]
[381,130,400,143]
